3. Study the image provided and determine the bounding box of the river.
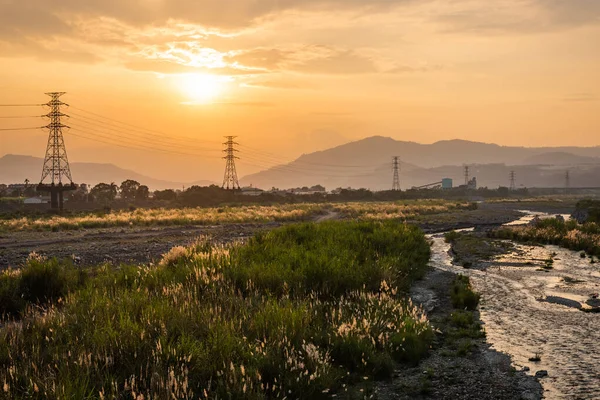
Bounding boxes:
[427,213,600,399]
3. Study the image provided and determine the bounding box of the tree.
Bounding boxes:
[136,185,150,200]
[120,180,140,200]
[90,183,118,202]
[154,189,177,201]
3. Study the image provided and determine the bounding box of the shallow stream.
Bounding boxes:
[428,213,600,399]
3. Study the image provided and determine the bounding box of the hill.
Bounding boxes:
[240,137,600,190]
[520,152,600,166]
[0,155,215,190]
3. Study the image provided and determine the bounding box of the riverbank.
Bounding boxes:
[376,268,542,399]
[438,225,600,398]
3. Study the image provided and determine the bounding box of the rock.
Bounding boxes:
[523,366,530,372]
[535,370,548,378]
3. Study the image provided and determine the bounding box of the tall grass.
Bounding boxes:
[492,218,600,256]
[0,200,475,232]
[333,200,476,220]
[0,221,432,399]
[0,204,326,232]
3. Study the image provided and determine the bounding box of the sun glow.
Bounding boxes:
[178,73,225,103]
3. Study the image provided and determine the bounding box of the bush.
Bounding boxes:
[451,275,480,310]
[0,256,84,318]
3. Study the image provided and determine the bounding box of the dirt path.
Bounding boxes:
[0,223,280,268]
[314,210,340,222]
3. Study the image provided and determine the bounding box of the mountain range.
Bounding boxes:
[0,154,214,190]
[240,137,600,190]
[2,137,600,190]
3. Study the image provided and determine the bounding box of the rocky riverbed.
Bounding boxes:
[438,215,600,399]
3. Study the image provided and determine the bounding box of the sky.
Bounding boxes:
[0,0,599,183]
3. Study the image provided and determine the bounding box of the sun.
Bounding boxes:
[178,73,225,103]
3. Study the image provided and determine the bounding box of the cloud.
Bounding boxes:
[124,59,268,76]
[435,0,600,35]
[562,93,597,102]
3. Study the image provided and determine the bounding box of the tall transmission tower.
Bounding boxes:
[37,92,76,211]
[464,165,470,186]
[222,136,240,190]
[565,170,570,190]
[392,156,401,191]
[509,171,516,191]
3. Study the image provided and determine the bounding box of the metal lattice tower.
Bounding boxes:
[222,136,240,190]
[509,171,516,191]
[37,92,76,211]
[565,170,570,189]
[40,92,72,185]
[392,156,401,191]
[464,165,470,186]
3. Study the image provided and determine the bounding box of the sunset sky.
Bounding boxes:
[0,0,599,182]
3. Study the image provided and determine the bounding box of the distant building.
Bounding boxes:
[24,197,49,204]
[442,178,453,189]
[468,177,477,190]
[240,186,265,196]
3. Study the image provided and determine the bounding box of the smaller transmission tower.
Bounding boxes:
[37,92,76,211]
[464,165,470,186]
[565,170,570,190]
[509,171,516,191]
[222,136,240,190]
[392,156,401,191]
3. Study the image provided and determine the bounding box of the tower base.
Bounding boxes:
[37,183,77,211]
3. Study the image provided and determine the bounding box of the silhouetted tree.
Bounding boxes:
[120,180,140,200]
[154,189,177,201]
[90,183,118,202]
[136,185,150,200]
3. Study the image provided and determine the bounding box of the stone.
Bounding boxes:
[535,370,548,378]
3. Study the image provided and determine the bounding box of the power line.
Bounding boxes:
[0,104,44,107]
[0,115,44,119]
[0,127,43,131]
[70,106,221,145]
[240,143,381,169]
[66,125,221,159]
[68,119,221,154]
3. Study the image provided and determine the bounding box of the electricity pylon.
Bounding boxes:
[509,171,516,191]
[222,136,240,190]
[392,156,401,191]
[464,165,470,186]
[565,170,570,190]
[37,92,76,211]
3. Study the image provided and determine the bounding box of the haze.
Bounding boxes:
[1,0,599,183]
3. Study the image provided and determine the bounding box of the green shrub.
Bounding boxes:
[451,275,480,310]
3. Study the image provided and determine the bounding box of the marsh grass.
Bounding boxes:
[492,218,600,257]
[0,221,432,399]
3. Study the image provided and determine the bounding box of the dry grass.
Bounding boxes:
[0,221,433,399]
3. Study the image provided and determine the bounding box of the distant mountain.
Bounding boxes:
[519,152,600,166]
[240,137,600,190]
[0,155,215,190]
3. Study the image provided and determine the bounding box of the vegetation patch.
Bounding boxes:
[450,275,481,311]
[0,220,433,399]
[491,217,600,257]
[445,231,513,268]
